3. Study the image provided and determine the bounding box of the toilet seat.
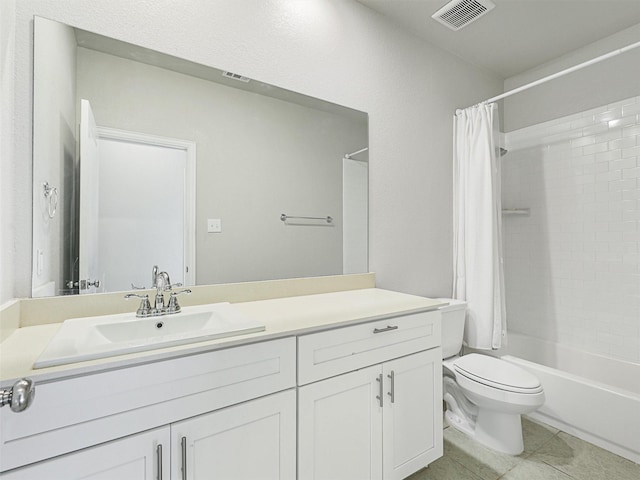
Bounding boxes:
[453,354,543,394]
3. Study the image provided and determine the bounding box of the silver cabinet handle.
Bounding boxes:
[373,325,398,334]
[156,444,163,480]
[181,436,187,480]
[375,374,383,408]
[387,370,395,403]
[0,378,35,412]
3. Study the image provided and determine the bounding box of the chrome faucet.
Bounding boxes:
[153,271,172,312]
[125,268,191,317]
[151,265,159,290]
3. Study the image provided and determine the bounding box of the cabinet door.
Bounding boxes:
[298,365,383,480]
[382,348,443,480]
[172,389,296,480]
[1,427,169,480]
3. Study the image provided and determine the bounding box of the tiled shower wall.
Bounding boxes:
[502,95,640,364]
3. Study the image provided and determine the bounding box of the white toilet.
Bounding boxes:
[439,299,545,455]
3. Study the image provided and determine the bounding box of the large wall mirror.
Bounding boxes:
[32,16,369,298]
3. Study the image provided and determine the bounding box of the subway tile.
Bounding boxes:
[583,142,608,155]
[609,179,637,191]
[609,136,637,150]
[571,135,596,148]
[622,189,640,200]
[623,210,640,222]
[608,220,625,231]
[543,132,580,146]
[595,149,621,163]
[623,167,640,179]
[570,146,586,157]
[503,94,639,368]
[583,105,608,118]
[609,199,624,211]
[570,116,595,129]
[622,124,640,137]
[596,190,621,203]
[544,122,573,135]
[583,123,609,136]
[622,145,640,158]
[596,107,623,123]
[608,115,638,129]
[572,154,594,166]
[610,157,637,171]
[596,170,621,183]
[596,129,622,143]
[622,102,640,116]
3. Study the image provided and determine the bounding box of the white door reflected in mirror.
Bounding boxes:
[93,125,196,293]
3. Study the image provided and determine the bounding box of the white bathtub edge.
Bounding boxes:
[503,355,640,464]
[525,411,640,465]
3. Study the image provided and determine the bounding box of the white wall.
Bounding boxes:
[76,48,364,285]
[6,0,502,302]
[0,0,17,303]
[504,22,640,131]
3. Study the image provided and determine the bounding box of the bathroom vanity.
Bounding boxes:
[0,286,443,479]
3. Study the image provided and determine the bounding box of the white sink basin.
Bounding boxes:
[34,302,265,369]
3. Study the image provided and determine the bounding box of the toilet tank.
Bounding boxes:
[438,298,467,359]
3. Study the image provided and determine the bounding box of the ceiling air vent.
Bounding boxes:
[432,0,495,31]
[222,71,250,83]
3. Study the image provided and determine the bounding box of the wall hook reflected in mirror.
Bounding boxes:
[42,182,58,219]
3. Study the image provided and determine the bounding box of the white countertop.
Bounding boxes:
[0,288,445,383]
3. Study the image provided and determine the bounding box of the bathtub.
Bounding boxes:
[498,333,640,464]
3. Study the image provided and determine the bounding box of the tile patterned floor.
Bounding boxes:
[407,418,640,480]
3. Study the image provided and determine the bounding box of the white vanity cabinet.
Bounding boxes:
[1,427,170,480]
[171,389,296,480]
[0,292,444,480]
[297,311,443,480]
[2,390,296,480]
[0,337,296,476]
[381,349,442,480]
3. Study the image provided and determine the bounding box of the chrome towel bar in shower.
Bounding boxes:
[280,213,333,223]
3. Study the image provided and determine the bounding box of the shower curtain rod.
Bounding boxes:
[344,147,369,159]
[468,39,640,108]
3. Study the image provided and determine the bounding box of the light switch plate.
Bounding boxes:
[207,218,222,233]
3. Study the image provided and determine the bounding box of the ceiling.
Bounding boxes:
[357,0,640,78]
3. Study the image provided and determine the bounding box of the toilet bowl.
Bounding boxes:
[439,299,545,455]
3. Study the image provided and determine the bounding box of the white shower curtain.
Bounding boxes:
[453,103,506,350]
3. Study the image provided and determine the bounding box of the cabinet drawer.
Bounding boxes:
[298,310,440,385]
[0,337,295,472]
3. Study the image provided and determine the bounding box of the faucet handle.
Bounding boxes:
[167,289,192,313]
[124,293,152,317]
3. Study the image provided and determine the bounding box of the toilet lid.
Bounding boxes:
[453,354,543,393]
